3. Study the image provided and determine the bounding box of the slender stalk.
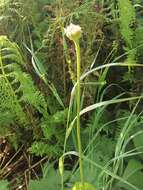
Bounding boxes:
[74,40,84,188]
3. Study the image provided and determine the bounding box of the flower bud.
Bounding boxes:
[64,23,82,41]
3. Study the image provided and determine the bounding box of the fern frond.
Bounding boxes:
[0,35,48,126]
[118,0,137,71]
[118,0,136,48]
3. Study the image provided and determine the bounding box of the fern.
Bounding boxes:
[0,36,48,145]
[0,36,27,125]
[0,36,48,122]
[12,64,48,118]
[29,109,67,156]
[134,26,143,61]
[29,142,61,157]
[118,0,136,49]
[118,0,137,70]
[0,36,68,154]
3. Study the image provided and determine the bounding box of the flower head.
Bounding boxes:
[64,23,82,41]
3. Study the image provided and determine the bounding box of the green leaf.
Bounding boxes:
[72,182,96,190]
[0,180,9,190]
[29,179,49,190]
[29,164,70,190]
[133,128,143,159]
[117,159,143,190]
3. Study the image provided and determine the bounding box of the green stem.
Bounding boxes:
[74,40,84,187]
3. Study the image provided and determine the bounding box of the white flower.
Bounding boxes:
[64,23,82,41]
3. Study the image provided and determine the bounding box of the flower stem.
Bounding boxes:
[74,40,84,188]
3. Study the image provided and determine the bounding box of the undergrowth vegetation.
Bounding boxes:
[0,0,143,190]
